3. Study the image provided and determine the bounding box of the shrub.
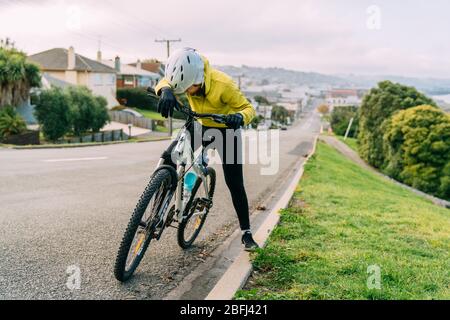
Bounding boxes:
[67,87,109,136]
[91,96,110,132]
[358,81,436,168]
[382,105,450,200]
[34,87,72,142]
[330,106,359,137]
[117,87,185,120]
[0,105,27,139]
[34,86,110,141]
[117,87,157,110]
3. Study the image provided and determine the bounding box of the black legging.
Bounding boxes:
[188,122,250,231]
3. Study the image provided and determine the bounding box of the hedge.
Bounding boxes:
[358,81,436,168]
[382,105,450,200]
[117,87,186,120]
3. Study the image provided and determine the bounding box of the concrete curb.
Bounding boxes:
[0,137,171,150]
[204,133,320,300]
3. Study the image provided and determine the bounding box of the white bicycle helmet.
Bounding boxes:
[164,48,204,94]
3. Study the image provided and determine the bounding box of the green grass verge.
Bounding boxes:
[155,125,169,133]
[236,142,450,300]
[337,136,358,152]
[134,108,166,121]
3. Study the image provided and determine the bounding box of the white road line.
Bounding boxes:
[42,157,108,163]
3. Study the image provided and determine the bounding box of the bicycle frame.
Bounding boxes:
[154,124,210,224]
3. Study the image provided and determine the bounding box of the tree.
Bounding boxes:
[271,105,289,124]
[0,45,41,108]
[34,87,72,142]
[250,114,264,128]
[68,86,97,136]
[358,81,436,168]
[91,96,110,132]
[382,105,450,200]
[330,106,359,137]
[254,95,270,105]
[67,86,110,136]
[317,104,330,115]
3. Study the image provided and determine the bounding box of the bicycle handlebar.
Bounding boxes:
[146,87,227,125]
[175,104,227,124]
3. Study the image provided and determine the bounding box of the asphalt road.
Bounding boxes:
[0,109,321,300]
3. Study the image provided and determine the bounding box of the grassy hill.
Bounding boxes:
[236,142,449,300]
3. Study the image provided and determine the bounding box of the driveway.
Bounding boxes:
[102,121,151,137]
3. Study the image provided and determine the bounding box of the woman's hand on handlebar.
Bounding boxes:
[157,88,178,118]
[225,113,244,129]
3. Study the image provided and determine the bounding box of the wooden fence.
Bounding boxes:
[109,111,155,130]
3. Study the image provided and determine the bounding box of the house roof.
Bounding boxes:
[101,60,160,78]
[28,48,116,74]
[129,62,164,76]
[328,89,358,98]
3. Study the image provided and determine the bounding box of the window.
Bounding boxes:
[124,76,134,86]
[104,74,115,86]
[93,73,102,86]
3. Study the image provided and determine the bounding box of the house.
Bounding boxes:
[326,89,361,108]
[99,54,161,89]
[28,47,119,108]
[129,60,165,77]
[16,73,74,124]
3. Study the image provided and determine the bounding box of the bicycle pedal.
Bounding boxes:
[199,198,213,209]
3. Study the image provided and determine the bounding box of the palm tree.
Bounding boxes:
[0,45,41,108]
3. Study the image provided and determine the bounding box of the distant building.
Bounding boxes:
[326,89,361,108]
[99,54,161,89]
[28,47,119,108]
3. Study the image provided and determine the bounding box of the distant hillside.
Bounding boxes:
[216,65,450,94]
[337,74,450,94]
[216,65,352,88]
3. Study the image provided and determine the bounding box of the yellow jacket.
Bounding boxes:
[154,56,256,128]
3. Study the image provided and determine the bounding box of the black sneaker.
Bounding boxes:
[241,231,260,252]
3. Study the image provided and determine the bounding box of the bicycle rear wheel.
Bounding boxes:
[177,167,216,249]
[114,169,173,282]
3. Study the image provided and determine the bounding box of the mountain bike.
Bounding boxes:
[114,102,227,282]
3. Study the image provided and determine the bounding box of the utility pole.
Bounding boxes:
[344,117,354,141]
[236,74,245,90]
[155,38,182,137]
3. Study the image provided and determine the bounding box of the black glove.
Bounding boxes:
[225,113,244,129]
[157,88,177,118]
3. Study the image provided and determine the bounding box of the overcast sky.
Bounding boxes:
[1,0,450,78]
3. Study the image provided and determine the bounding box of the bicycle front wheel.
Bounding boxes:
[177,167,216,249]
[114,169,173,282]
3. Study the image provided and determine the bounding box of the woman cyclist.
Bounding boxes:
[154,47,259,251]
